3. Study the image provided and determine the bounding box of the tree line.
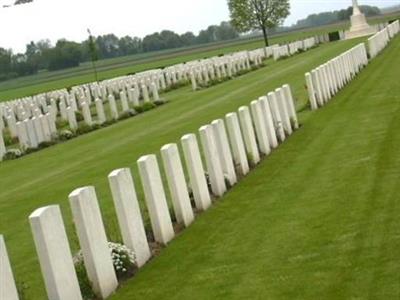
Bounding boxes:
[0,21,238,81]
[293,5,381,28]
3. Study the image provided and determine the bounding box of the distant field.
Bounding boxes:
[0,12,397,102]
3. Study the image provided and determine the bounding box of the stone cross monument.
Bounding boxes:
[345,0,376,39]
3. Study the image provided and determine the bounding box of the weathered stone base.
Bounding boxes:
[345,14,377,40]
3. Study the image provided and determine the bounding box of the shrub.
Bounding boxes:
[142,102,157,112]
[56,119,69,129]
[59,129,74,141]
[75,111,84,122]
[76,124,94,135]
[38,141,57,149]
[3,149,23,160]
[118,109,137,121]
[74,242,136,298]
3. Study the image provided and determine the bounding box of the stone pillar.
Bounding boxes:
[238,106,260,165]
[211,119,237,186]
[283,84,299,129]
[250,101,271,155]
[190,72,197,91]
[69,187,118,299]
[32,117,44,144]
[267,92,286,142]
[0,235,19,300]
[108,95,119,120]
[39,115,52,142]
[120,91,130,112]
[151,83,160,102]
[95,99,106,124]
[108,168,151,268]
[305,73,318,110]
[1,130,6,161]
[181,134,212,211]
[141,84,150,103]
[137,155,175,245]
[81,102,93,126]
[275,88,293,135]
[29,205,83,300]
[199,125,227,197]
[258,97,279,148]
[24,119,38,149]
[66,107,78,131]
[161,144,195,227]
[225,112,249,176]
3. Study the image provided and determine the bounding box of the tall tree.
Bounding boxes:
[228,0,290,47]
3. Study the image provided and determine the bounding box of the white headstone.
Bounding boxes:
[258,97,279,148]
[137,155,175,245]
[238,106,260,165]
[108,95,119,120]
[181,134,212,211]
[211,119,237,186]
[250,101,271,155]
[161,144,195,227]
[0,235,19,300]
[29,205,83,300]
[81,102,93,126]
[199,125,227,197]
[66,107,78,131]
[225,112,249,175]
[95,99,106,125]
[0,131,6,161]
[69,187,118,299]
[108,168,151,268]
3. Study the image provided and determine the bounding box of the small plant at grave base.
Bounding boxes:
[142,102,157,112]
[38,140,57,149]
[74,242,136,299]
[75,111,84,122]
[59,129,74,141]
[76,124,94,135]
[56,119,69,129]
[2,129,17,146]
[154,99,167,106]
[118,109,137,121]
[16,281,29,300]
[247,153,257,168]
[3,149,23,161]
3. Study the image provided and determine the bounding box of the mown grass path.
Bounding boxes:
[0,37,387,299]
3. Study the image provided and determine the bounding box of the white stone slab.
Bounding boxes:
[69,187,118,299]
[275,88,293,135]
[225,112,249,175]
[250,100,271,155]
[199,125,227,197]
[238,106,260,165]
[0,235,19,300]
[211,119,237,186]
[95,99,106,125]
[137,155,175,245]
[161,144,195,227]
[181,134,212,211]
[267,92,286,142]
[258,97,279,149]
[29,205,82,300]
[283,84,299,129]
[108,168,151,268]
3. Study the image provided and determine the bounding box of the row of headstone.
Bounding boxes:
[368,20,399,59]
[0,75,165,158]
[273,37,318,61]
[1,83,299,300]
[305,43,368,110]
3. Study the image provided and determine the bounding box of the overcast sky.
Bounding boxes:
[0,0,398,52]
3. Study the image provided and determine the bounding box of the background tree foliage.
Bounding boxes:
[0,21,238,81]
[228,0,290,47]
[294,5,381,28]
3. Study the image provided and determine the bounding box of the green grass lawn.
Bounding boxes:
[0,35,398,299]
[110,36,400,299]
[0,37,364,298]
[2,12,398,102]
